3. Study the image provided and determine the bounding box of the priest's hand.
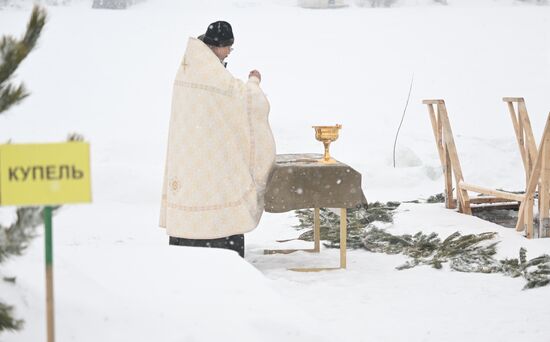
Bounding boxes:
[249,70,261,82]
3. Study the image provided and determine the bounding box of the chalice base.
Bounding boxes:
[318,158,337,164]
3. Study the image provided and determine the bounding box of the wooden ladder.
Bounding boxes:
[423,100,472,214]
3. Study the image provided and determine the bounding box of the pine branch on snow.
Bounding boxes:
[363,229,499,271]
[292,202,399,249]
[293,200,550,290]
[365,228,550,290]
[426,192,445,203]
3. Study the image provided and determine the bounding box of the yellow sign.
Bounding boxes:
[0,142,92,206]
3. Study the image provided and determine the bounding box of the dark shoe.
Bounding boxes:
[169,234,244,258]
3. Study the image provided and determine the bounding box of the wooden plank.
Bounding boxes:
[507,102,529,182]
[517,101,540,235]
[264,248,318,255]
[453,196,518,206]
[540,139,550,238]
[516,113,550,233]
[314,207,320,252]
[289,267,342,272]
[469,197,518,204]
[340,208,347,269]
[458,182,525,202]
[427,104,446,169]
[439,103,472,214]
[517,205,529,234]
[439,107,455,209]
[519,110,527,181]
[502,97,525,103]
[518,101,538,175]
[437,107,443,154]
[526,196,535,238]
[268,208,322,255]
[445,147,455,209]
[471,203,520,212]
[438,103,462,210]
[423,99,445,105]
[518,108,525,152]
[427,103,454,209]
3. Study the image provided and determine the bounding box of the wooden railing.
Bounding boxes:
[423,98,550,239]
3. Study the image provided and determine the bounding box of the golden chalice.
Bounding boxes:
[312,124,342,164]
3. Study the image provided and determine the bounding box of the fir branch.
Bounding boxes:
[426,192,445,203]
[0,6,48,334]
[0,302,23,333]
[0,207,44,263]
[292,202,400,249]
[364,228,550,290]
[290,199,550,290]
[0,83,28,113]
[0,5,46,114]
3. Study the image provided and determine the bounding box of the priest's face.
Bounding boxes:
[212,45,233,62]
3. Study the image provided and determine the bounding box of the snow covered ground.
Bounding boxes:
[1,0,550,341]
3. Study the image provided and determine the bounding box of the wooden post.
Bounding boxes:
[426,103,446,167]
[526,196,535,239]
[314,208,320,252]
[504,98,543,237]
[340,208,347,269]
[517,101,543,225]
[506,100,529,184]
[458,182,524,201]
[444,147,454,209]
[426,102,455,208]
[516,113,550,237]
[423,100,471,211]
[44,206,55,342]
[518,101,538,172]
[438,103,472,214]
[504,97,538,187]
[540,138,550,238]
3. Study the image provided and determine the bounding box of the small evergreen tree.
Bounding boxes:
[0,6,46,113]
[0,5,47,334]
